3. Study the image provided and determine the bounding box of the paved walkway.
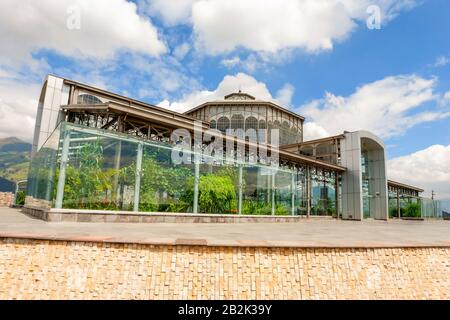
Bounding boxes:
[0,207,449,248]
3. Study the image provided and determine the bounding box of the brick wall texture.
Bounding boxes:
[0,192,13,207]
[0,238,449,300]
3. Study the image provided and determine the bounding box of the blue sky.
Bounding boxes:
[0,0,449,201]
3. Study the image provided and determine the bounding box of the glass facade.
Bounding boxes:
[387,185,441,219]
[200,105,303,145]
[26,122,339,216]
[361,151,371,218]
[310,169,338,216]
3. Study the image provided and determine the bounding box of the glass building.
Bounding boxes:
[25,75,438,220]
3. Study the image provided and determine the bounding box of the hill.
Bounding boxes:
[0,137,31,182]
[0,177,15,192]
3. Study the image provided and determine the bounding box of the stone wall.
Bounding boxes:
[0,192,13,207]
[0,238,448,299]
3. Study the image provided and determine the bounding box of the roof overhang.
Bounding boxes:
[281,134,345,150]
[62,77,202,124]
[61,101,210,132]
[220,135,346,173]
[388,180,424,193]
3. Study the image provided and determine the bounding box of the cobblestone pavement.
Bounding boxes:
[0,207,449,247]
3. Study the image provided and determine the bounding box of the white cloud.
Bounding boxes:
[0,0,166,67]
[139,0,416,55]
[221,56,241,69]
[388,145,450,200]
[173,42,191,60]
[275,83,295,107]
[0,78,41,142]
[124,55,201,99]
[221,54,269,73]
[444,91,450,101]
[433,55,449,68]
[189,0,417,54]
[159,72,284,113]
[298,75,450,139]
[303,122,330,141]
[140,0,196,26]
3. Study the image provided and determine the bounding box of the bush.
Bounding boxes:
[136,156,193,212]
[404,202,421,218]
[15,190,25,205]
[61,142,118,210]
[241,201,290,215]
[389,206,398,218]
[274,203,289,215]
[242,201,272,215]
[198,175,237,213]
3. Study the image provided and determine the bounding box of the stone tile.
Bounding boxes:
[0,238,448,300]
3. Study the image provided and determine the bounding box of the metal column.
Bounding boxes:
[55,131,71,209]
[291,170,296,216]
[193,161,200,214]
[238,165,243,215]
[193,120,202,214]
[271,171,275,216]
[306,166,311,218]
[113,141,122,200]
[335,172,340,219]
[133,143,143,212]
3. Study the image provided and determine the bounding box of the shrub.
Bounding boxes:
[404,202,421,218]
[61,142,118,210]
[15,190,25,205]
[241,201,290,216]
[242,201,272,215]
[198,175,237,213]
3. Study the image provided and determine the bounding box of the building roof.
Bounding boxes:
[387,180,424,193]
[224,91,256,100]
[61,102,211,132]
[184,92,305,121]
[61,76,207,126]
[281,134,345,150]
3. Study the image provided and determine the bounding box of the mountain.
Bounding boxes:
[0,177,15,192]
[0,137,31,182]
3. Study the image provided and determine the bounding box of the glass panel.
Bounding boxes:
[361,151,371,218]
[25,127,59,210]
[295,167,307,216]
[274,169,292,215]
[60,129,137,210]
[138,144,195,213]
[197,163,239,214]
[311,169,336,216]
[26,122,340,217]
[241,166,272,215]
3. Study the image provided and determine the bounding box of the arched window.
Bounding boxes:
[245,116,258,131]
[258,120,266,130]
[258,120,266,143]
[77,94,102,105]
[217,117,230,133]
[231,114,244,130]
[273,120,281,129]
[210,120,217,129]
[290,127,301,143]
[281,121,291,145]
[245,116,258,142]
